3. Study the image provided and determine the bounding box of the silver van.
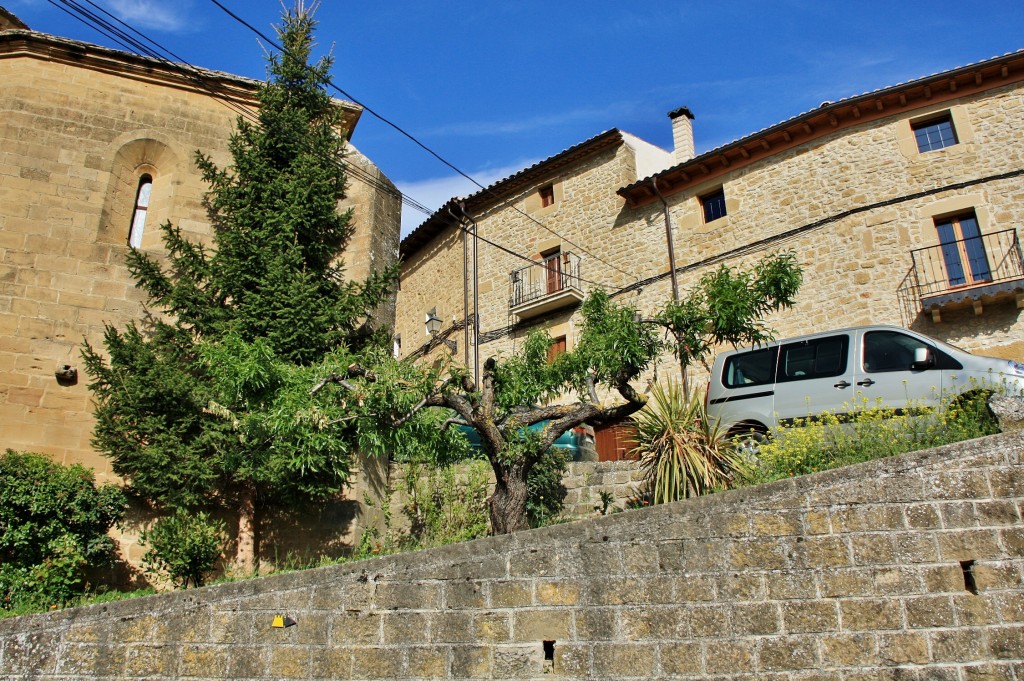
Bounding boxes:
[706,325,1024,439]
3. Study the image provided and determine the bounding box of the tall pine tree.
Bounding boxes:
[83,6,394,572]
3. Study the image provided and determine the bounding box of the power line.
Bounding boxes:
[205,0,639,283]
[50,0,433,219]
[52,0,621,293]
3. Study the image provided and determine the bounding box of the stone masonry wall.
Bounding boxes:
[397,77,1024,394]
[623,81,1024,370]
[2,431,1022,680]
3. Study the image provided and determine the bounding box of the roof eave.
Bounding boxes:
[620,49,1024,207]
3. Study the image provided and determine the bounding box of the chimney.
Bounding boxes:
[668,107,695,164]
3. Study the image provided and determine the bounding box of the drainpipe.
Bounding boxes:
[453,201,481,387]
[651,177,687,390]
[447,205,472,373]
[651,177,680,304]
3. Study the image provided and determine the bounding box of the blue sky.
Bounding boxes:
[9,1,1024,234]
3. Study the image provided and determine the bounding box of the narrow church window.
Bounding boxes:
[128,174,153,248]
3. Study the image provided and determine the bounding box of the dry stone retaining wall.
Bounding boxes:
[2,432,1023,679]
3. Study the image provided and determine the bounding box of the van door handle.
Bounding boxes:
[834,380,851,388]
[857,379,876,387]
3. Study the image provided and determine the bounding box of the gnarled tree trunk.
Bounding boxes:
[488,461,531,534]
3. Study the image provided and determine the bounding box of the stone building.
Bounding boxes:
[396,49,1024,456]
[0,9,401,479]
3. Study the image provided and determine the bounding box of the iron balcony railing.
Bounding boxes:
[509,251,582,311]
[897,228,1024,320]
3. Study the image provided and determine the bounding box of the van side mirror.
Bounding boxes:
[911,347,934,370]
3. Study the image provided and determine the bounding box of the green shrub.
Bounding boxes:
[742,390,1001,485]
[0,450,126,609]
[141,509,226,588]
[403,460,490,547]
[526,447,569,527]
[632,381,746,503]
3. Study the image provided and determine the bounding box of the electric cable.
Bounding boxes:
[205,0,640,283]
[50,0,432,218]
[51,0,624,293]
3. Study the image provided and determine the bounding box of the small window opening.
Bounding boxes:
[960,560,978,595]
[913,114,958,153]
[542,640,555,672]
[393,335,401,359]
[128,174,153,248]
[539,184,555,208]
[701,187,726,223]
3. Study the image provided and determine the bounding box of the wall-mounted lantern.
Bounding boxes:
[425,309,443,336]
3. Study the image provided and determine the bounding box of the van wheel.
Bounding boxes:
[730,426,769,459]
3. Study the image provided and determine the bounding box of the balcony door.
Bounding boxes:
[935,213,991,287]
[543,249,563,295]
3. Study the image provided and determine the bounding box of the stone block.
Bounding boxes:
[793,535,851,569]
[329,611,380,645]
[474,611,511,642]
[351,646,405,679]
[492,643,540,678]
[176,644,228,677]
[535,579,582,606]
[382,611,431,644]
[620,607,684,640]
[782,600,838,633]
[905,595,954,628]
[269,645,312,678]
[685,604,730,637]
[225,645,269,678]
[489,580,532,608]
[937,529,1003,561]
[427,611,473,644]
[820,633,877,667]
[308,647,352,679]
[444,580,486,609]
[405,646,448,677]
[877,632,929,665]
[591,643,655,678]
[988,625,1024,660]
[450,645,491,678]
[553,643,589,676]
[374,581,441,610]
[574,608,617,641]
[840,598,903,630]
[757,635,819,671]
[930,627,986,662]
[511,609,572,642]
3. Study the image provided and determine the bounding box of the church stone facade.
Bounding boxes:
[0,11,400,481]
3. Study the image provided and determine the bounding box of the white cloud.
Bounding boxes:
[103,0,192,32]
[396,160,540,238]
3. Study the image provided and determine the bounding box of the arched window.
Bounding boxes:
[128,174,153,248]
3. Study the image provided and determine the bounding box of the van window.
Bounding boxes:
[778,335,848,382]
[723,347,778,388]
[863,331,935,373]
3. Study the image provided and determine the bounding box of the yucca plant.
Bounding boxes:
[632,381,745,504]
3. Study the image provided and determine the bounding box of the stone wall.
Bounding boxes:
[3,431,1021,679]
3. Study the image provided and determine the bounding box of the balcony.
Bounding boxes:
[509,251,583,319]
[897,228,1024,323]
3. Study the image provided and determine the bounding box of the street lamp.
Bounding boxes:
[425,310,443,336]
